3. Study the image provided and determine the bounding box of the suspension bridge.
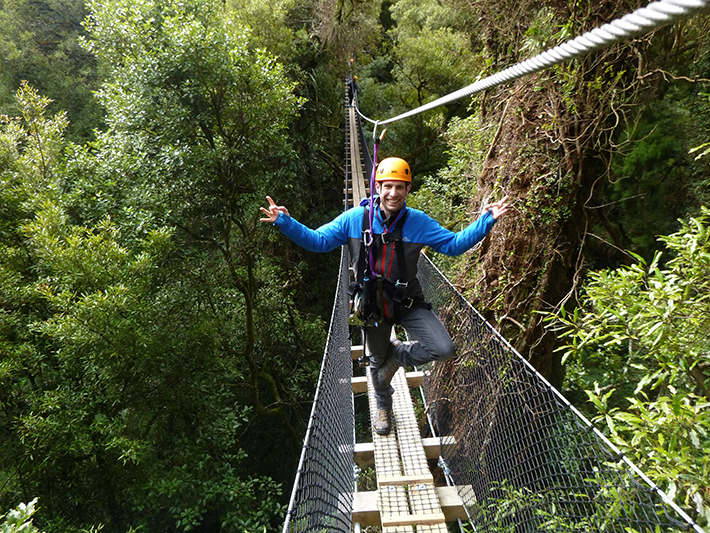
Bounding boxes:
[282,1,710,531]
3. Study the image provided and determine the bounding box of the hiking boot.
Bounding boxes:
[373,408,391,436]
[377,340,402,390]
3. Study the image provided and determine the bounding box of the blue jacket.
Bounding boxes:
[274,200,496,319]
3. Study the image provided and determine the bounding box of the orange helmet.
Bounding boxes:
[376,157,411,182]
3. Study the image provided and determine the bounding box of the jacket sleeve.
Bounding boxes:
[273,211,351,253]
[417,210,497,256]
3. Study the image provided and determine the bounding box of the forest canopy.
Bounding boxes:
[1,0,709,531]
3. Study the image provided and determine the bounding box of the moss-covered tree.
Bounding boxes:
[429,0,710,387]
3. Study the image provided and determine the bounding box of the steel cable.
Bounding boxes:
[355,0,710,127]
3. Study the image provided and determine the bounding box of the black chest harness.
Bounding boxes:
[348,207,430,333]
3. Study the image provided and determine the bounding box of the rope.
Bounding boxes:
[355,0,710,126]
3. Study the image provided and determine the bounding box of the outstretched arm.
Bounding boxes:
[259,195,354,253]
[260,195,290,224]
[416,195,511,256]
[483,195,510,220]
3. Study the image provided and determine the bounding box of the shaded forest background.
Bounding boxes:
[1,0,708,531]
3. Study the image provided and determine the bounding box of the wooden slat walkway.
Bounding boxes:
[346,106,369,207]
[365,364,448,531]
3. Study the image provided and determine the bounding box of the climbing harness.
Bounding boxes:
[348,205,410,322]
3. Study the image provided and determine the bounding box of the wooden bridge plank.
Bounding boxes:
[347,107,368,204]
[353,485,477,526]
[366,366,413,532]
[351,370,424,393]
[381,512,447,527]
[390,370,449,532]
[354,436,457,468]
[377,474,434,486]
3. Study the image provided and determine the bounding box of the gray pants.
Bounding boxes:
[366,306,455,409]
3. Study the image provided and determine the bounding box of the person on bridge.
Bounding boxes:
[260,157,509,435]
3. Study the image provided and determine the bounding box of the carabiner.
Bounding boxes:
[372,123,387,144]
[363,229,373,247]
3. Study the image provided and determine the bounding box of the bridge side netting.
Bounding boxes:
[282,248,354,533]
[417,253,700,533]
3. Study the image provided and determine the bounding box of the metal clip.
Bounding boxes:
[363,229,373,247]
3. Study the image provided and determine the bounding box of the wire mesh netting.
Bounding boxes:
[417,253,704,533]
[282,246,704,533]
[282,248,355,533]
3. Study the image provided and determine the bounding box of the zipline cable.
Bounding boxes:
[355,0,710,128]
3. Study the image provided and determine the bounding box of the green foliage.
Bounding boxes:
[520,6,571,56]
[408,114,490,227]
[224,0,298,63]
[388,0,477,98]
[689,92,710,163]
[0,0,104,142]
[1,499,42,533]
[354,0,484,173]
[548,208,710,526]
[474,479,649,533]
[407,113,492,274]
[689,140,710,160]
[0,0,324,528]
[602,86,710,262]
[389,0,459,34]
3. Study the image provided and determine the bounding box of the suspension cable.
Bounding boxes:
[355,0,710,126]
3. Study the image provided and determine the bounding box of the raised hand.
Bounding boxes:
[484,195,510,220]
[260,195,290,223]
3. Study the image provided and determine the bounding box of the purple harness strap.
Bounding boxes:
[366,138,379,278]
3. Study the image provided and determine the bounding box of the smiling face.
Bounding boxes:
[375,179,411,217]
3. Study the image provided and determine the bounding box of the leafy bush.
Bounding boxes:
[1,499,42,533]
[548,207,710,527]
